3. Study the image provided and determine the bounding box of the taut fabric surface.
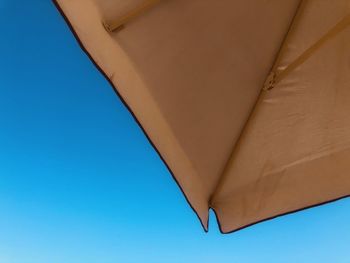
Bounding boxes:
[54,0,350,233]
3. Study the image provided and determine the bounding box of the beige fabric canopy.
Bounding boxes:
[54,0,350,233]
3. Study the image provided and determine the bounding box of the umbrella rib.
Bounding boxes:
[209,0,306,206]
[261,0,308,91]
[264,13,350,91]
[103,0,162,32]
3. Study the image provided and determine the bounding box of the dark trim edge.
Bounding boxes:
[52,0,209,233]
[211,194,350,234]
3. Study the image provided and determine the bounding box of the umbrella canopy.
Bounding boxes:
[53,0,350,233]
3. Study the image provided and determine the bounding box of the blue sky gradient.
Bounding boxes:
[0,1,350,262]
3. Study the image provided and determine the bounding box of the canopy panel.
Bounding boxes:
[211,0,350,233]
[54,0,350,233]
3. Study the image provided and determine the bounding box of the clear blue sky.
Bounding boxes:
[0,1,350,262]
